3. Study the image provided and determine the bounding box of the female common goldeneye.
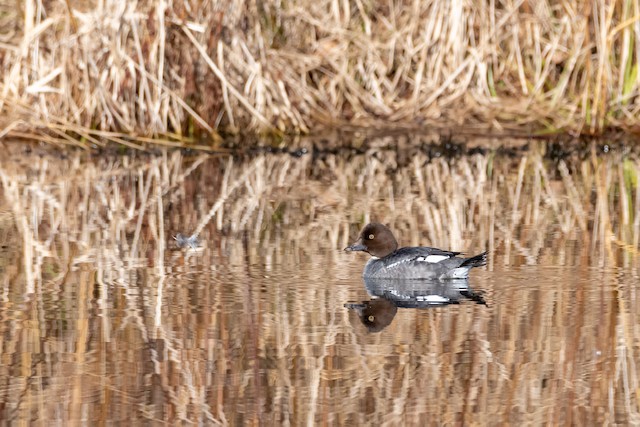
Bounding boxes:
[345,223,487,279]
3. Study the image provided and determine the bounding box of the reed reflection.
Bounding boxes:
[2,142,640,424]
[345,278,487,332]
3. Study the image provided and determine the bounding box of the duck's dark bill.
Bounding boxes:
[344,243,366,252]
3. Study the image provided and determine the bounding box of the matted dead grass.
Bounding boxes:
[3,1,640,147]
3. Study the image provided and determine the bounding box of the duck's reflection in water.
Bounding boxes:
[345,278,486,332]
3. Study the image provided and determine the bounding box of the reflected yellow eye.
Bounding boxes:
[368,234,375,240]
[368,315,375,322]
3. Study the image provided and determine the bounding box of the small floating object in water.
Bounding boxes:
[174,233,200,249]
[289,147,308,158]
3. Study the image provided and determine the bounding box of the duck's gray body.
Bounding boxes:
[362,247,487,280]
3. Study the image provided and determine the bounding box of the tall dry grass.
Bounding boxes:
[2,1,640,146]
[0,139,639,423]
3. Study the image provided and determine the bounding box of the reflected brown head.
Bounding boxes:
[345,299,398,333]
[344,223,398,258]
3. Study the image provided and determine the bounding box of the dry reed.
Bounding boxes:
[3,1,640,146]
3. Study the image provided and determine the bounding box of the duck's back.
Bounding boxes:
[363,246,480,279]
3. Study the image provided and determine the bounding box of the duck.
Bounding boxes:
[345,223,487,279]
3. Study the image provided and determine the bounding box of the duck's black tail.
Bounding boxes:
[461,251,488,268]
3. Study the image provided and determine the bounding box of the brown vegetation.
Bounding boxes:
[3,1,640,146]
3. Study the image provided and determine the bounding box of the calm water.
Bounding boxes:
[1,139,639,425]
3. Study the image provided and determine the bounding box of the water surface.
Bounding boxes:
[0,138,639,425]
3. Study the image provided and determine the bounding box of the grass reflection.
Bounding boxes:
[0,140,639,424]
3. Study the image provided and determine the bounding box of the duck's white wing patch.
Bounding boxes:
[416,255,450,263]
[384,252,452,269]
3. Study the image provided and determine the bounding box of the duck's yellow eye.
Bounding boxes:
[368,315,375,322]
[368,234,375,240]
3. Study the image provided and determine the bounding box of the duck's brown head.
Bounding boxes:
[344,223,398,258]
